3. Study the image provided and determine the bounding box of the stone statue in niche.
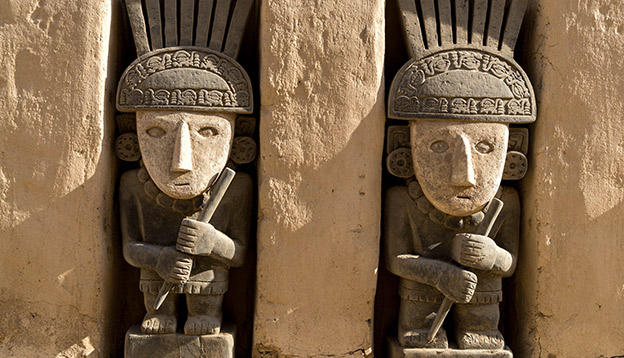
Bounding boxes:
[384,0,535,357]
[115,0,256,357]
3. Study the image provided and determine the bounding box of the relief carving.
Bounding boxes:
[115,1,255,357]
[385,1,536,357]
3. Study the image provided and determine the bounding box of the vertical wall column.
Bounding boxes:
[255,1,385,356]
[516,1,624,357]
[0,0,118,356]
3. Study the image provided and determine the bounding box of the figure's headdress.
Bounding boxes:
[386,0,535,180]
[116,0,254,114]
[388,0,535,123]
[114,0,257,165]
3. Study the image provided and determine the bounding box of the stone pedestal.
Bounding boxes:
[387,337,512,358]
[125,325,235,358]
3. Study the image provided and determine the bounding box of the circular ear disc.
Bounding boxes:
[387,148,414,178]
[230,136,257,164]
[115,133,141,162]
[503,151,528,180]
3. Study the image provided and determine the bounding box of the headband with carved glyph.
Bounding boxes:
[116,0,254,114]
[388,0,536,123]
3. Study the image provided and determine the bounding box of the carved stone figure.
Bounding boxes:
[115,1,256,357]
[385,0,536,357]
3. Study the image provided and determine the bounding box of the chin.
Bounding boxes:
[432,198,487,217]
[162,185,205,200]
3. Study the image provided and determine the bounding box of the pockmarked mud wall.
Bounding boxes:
[254,1,385,357]
[0,1,118,356]
[516,1,624,357]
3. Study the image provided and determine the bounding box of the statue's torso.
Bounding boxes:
[121,168,252,295]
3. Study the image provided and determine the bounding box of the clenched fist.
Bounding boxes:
[155,246,193,284]
[436,265,478,303]
[176,218,220,256]
[451,233,499,271]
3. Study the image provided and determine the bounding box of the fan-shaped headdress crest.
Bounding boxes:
[388,0,536,123]
[117,0,254,113]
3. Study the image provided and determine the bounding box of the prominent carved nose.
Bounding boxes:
[171,121,193,173]
[451,135,476,187]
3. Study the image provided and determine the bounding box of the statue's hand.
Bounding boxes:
[176,218,218,256]
[436,265,477,303]
[155,246,193,284]
[451,233,498,271]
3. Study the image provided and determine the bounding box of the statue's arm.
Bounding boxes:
[450,188,520,276]
[384,187,450,286]
[120,172,161,271]
[385,186,478,303]
[177,173,252,267]
[490,188,520,277]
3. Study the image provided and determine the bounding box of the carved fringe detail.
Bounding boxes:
[126,0,254,59]
[139,280,228,295]
[397,0,529,58]
[400,285,503,304]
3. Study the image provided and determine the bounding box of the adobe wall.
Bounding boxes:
[253,1,385,357]
[0,1,119,357]
[0,1,623,357]
[515,1,624,357]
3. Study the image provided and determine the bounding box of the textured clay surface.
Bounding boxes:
[0,1,117,357]
[254,1,385,357]
[515,1,624,357]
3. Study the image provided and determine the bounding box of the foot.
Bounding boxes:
[456,329,504,350]
[399,328,448,349]
[184,314,221,335]
[141,314,176,334]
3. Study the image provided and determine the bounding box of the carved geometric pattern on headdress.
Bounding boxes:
[117,47,253,113]
[389,49,535,122]
[389,0,536,123]
[119,0,255,113]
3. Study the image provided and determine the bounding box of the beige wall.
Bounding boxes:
[1,0,624,357]
[254,1,385,357]
[0,1,118,357]
[516,1,624,357]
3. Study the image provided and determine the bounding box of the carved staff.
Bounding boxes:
[427,197,504,343]
[153,167,237,310]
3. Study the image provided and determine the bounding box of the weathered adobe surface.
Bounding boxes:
[0,1,118,357]
[516,1,624,357]
[254,1,385,357]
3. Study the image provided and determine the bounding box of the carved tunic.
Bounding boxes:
[384,183,520,304]
[121,168,252,295]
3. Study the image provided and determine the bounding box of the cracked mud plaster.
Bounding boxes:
[255,0,385,356]
[515,1,624,357]
[0,0,117,357]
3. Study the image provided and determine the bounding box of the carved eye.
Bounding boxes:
[475,141,494,154]
[198,127,219,137]
[146,127,166,138]
[430,140,449,153]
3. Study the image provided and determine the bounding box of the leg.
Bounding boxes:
[141,291,177,334]
[184,294,223,335]
[454,303,504,349]
[398,298,448,349]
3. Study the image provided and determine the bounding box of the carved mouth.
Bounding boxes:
[174,183,191,187]
[456,195,471,200]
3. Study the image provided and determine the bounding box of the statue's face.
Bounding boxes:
[410,120,508,216]
[137,111,235,199]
